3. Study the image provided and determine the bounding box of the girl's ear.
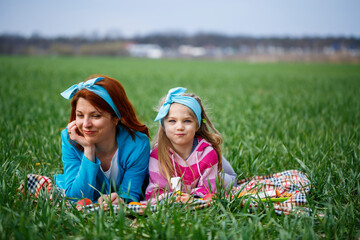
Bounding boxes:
[195,122,200,132]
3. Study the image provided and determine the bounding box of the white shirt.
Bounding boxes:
[100,149,119,185]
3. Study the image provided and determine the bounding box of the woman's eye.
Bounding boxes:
[76,114,84,118]
[92,115,101,118]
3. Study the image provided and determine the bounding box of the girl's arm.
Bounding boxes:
[145,152,173,204]
[221,156,238,187]
[145,178,168,204]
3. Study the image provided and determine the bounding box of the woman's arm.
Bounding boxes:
[67,120,96,162]
[61,129,100,200]
[117,135,150,202]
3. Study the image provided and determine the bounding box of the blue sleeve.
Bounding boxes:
[61,129,101,200]
[118,134,150,202]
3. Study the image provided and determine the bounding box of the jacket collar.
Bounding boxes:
[169,136,210,158]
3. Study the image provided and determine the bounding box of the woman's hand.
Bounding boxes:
[67,120,95,162]
[67,120,90,147]
[98,193,123,209]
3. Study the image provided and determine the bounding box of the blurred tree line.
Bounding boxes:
[0,34,128,56]
[0,33,359,61]
[133,32,359,50]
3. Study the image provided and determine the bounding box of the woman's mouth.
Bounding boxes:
[83,130,96,135]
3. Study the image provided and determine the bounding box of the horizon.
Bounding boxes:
[1,31,359,40]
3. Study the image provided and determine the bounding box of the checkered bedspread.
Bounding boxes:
[232,169,311,215]
[78,199,211,215]
[18,169,310,215]
[18,174,54,198]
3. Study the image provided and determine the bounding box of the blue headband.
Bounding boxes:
[60,77,121,119]
[154,87,202,127]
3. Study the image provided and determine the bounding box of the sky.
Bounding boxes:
[0,0,359,38]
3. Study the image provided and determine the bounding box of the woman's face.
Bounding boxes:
[75,98,118,145]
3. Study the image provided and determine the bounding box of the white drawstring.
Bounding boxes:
[195,153,203,178]
[171,154,178,177]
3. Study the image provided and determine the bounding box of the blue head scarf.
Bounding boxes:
[60,77,121,119]
[154,87,202,128]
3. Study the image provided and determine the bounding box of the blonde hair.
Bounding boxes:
[153,93,223,181]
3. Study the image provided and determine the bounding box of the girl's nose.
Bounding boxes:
[176,122,184,130]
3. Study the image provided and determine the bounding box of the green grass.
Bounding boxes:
[0,56,359,239]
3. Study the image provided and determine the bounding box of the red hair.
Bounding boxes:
[69,74,150,140]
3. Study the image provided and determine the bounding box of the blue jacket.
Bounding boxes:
[55,126,150,203]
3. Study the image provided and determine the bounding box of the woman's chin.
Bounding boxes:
[84,135,98,143]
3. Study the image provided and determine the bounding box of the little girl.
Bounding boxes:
[145,87,223,204]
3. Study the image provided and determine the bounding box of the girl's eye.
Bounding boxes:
[76,114,84,118]
[92,115,101,118]
[168,119,176,123]
[184,120,192,123]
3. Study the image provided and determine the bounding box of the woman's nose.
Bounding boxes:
[83,117,92,128]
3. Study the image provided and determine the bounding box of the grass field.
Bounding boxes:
[0,56,359,239]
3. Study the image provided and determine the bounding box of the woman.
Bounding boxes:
[55,74,150,205]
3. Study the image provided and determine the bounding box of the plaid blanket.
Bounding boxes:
[18,170,310,215]
[78,199,211,215]
[232,169,311,215]
[18,174,56,198]
[17,174,210,214]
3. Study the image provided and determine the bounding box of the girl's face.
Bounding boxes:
[75,98,118,145]
[163,103,198,152]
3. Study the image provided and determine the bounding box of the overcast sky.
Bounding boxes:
[0,0,359,38]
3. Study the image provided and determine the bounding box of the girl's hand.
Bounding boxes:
[98,193,123,209]
[175,193,193,203]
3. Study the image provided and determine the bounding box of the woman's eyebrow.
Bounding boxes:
[76,110,101,114]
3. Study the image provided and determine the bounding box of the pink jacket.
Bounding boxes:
[145,137,218,203]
